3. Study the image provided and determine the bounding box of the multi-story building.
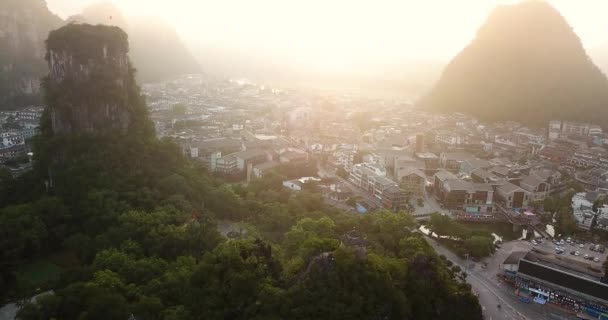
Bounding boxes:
[395,167,426,198]
[433,170,456,194]
[349,163,407,211]
[567,149,608,169]
[460,159,491,175]
[234,149,268,171]
[513,129,545,146]
[328,150,355,170]
[383,185,409,212]
[503,250,608,318]
[437,179,494,213]
[519,175,550,202]
[215,155,238,175]
[562,121,592,136]
[435,131,462,146]
[439,151,475,173]
[1,133,24,147]
[496,182,530,209]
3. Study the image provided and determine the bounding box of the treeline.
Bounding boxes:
[0,138,483,319]
[427,213,495,258]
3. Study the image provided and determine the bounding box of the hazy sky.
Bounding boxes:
[46,0,608,74]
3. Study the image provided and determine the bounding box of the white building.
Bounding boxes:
[435,131,462,146]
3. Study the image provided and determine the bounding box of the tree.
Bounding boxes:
[463,236,494,258]
[345,197,359,208]
[362,211,415,254]
[556,207,578,236]
[283,217,339,259]
[336,167,349,179]
[188,239,282,319]
[286,248,411,320]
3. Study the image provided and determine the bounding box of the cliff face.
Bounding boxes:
[0,0,62,109]
[421,1,608,127]
[44,24,146,135]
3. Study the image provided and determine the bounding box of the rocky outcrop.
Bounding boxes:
[0,0,62,109]
[44,24,141,135]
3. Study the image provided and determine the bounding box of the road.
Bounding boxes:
[425,237,581,320]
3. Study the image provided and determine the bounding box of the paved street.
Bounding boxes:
[425,237,581,320]
[413,192,451,217]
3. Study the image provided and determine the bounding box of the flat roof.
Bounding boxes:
[518,259,608,303]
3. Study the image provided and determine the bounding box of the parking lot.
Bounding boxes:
[533,237,607,266]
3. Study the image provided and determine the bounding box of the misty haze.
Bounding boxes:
[1,1,608,320]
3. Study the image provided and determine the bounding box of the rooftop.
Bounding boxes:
[502,251,528,265]
[442,151,475,162]
[518,258,608,303]
[415,152,438,159]
[444,180,493,193]
[497,182,525,194]
[234,148,267,160]
[520,174,545,188]
[434,170,456,182]
[253,161,280,171]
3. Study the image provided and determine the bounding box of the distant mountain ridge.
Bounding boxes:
[67,1,201,83]
[421,1,608,127]
[0,1,200,110]
[0,0,62,109]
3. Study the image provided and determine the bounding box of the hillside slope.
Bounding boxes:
[421,1,608,127]
[0,0,62,109]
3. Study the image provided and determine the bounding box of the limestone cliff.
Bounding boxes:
[0,0,62,109]
[44,24,150,136]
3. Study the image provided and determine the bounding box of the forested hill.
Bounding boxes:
[421,1,608,127]
[1,24,482,320]
[0,0,62,109]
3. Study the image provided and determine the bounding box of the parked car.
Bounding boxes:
[594,257,600,262]
[519,297,530,304]
[570,251,576,255]
[575,251,580,256]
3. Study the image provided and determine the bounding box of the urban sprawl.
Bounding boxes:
[4,74,608,319]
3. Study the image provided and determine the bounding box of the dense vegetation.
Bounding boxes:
[1,161,484,319]
[0,24,482,320]
[427,213,495,258]
[421,1,608,127]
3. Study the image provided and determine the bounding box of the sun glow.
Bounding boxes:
[47,0,608,75]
